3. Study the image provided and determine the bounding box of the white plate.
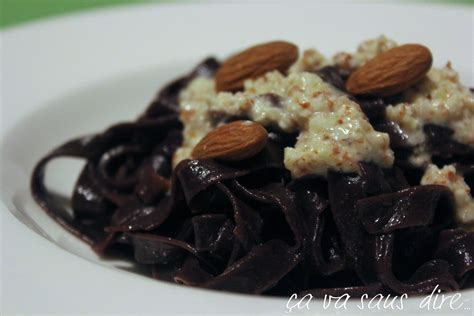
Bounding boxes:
[1,1,473,315]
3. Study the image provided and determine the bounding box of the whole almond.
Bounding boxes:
[192,121,268,161]
[346,44,432,97]
[215,41,298,92]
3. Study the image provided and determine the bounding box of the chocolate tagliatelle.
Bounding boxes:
[31,38,474,297]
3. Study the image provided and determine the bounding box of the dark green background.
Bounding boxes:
[0,0,157,28]
[1,0,473,29]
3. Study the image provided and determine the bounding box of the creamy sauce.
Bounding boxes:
[288,48,328,74]
[333,35,397,70]
[175,36,473,183]
[177,71,393,177]
[421,164,474,229]
[386,65,474,166]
